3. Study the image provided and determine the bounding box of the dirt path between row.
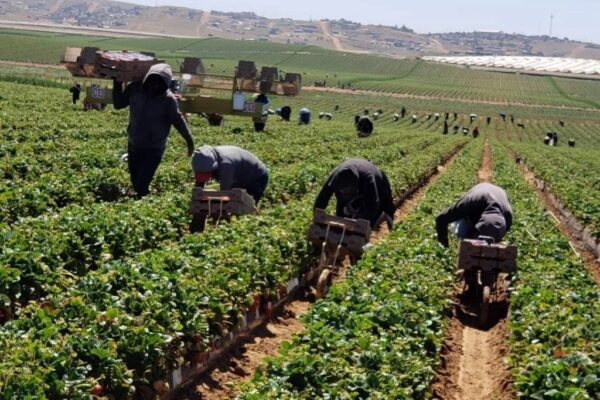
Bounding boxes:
[177,144,466,400]
[304,86,600,114]
[180,298,311,400]
[432,138,515,400]
[0,59,66,70]
[478,139,493,182]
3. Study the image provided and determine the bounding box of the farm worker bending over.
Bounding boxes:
[315,159,395,229]
[113,63,194,198]
[298,108,311,125]
[191,145,269,204]
[355,115,374,137]
[435,183,513,247]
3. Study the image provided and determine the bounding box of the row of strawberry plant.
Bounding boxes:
[491,141,600,398]
[236,139,483,399]
[502,134,600,239]
[2,81,377,221]
[0,123,464,311]
[0,130,467,399]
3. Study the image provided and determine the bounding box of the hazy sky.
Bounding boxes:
[126,0,599,43]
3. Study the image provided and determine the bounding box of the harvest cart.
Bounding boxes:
[188,188,257,232]
[308,209,371,298]
[457,236,517,326]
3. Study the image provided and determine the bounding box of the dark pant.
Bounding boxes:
[253,121,266,132]
[247,172,269,204]
[127,146,165,198]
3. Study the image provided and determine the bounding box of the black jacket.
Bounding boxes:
[113,64,193,151]
[314,159,395,227]
[436,183,513,245]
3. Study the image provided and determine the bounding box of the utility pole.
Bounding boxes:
[549,14,554,37]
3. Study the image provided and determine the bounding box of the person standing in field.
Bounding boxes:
[252,93,269,132]
[69,83,81,105]
[113,63,194,198]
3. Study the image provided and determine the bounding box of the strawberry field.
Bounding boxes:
[1,30,600,400]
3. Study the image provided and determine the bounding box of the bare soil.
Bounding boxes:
[196,11,211,36]
[0,59,65,69]
[180,298,311,400]
[478,140,493,182]
[432,294,514,400]
[319,20,344,51]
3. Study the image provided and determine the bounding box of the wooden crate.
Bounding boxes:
[236,60,258,79]
[308,209,371,257]
[189,188,256,216]
[61,47,161,82]
[62,47,100,77]
[95,50,159,82]
[260,66,278,81]
[457,239,517,273]
[181,57,205,75]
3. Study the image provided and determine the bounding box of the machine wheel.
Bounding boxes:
[316,269,332,299]
[479,285,491,327]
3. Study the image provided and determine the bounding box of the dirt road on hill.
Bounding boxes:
[319,20,344,51]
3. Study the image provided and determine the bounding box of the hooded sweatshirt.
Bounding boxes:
[436,182,513,243]
[314,159,395,227]
[113,63,193,150]
[191,145,268,191]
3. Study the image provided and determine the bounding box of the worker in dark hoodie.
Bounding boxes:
[191,145,269,203]
[113,63,194,198]
[314,159,395,229]
[435,182,513,247]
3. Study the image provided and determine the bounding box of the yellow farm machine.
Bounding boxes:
[60,47,302,119]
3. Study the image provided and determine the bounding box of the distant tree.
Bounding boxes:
[399,25,414,33]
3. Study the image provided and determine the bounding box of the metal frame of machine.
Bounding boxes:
[61,47,302,117]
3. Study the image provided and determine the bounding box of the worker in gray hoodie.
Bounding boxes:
[191,145,269,203]
[113,63,194,198]
[435,183,513,247]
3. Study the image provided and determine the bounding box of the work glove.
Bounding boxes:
[435,217,449,247]
[437,232,449,248]
[383,213,393,230]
